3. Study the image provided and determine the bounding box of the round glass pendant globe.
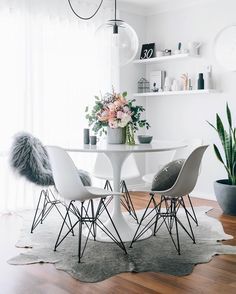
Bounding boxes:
[95,20,139,66]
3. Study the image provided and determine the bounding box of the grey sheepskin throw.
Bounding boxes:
[10,132,54,186]
[10,132,91,187]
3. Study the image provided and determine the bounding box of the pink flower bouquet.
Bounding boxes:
[85,91,150,140]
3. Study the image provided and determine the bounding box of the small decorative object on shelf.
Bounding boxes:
[83,128,90,144]
[85,91,150,145]
[181,73,189,91]
[138,78,150,93]
[198,73,204,89]
[174,42,182,55]
[150,70,166,92]
[164,49,171,56]
[140,43,155,59]
[188,78,193,90]
[188,41,201,55]
[171,79,179,91]
[205,65,213,89]
[152,83,159,92]
[164,76,172,91]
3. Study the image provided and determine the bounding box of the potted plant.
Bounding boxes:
[85,91,150,144]
[208,103,236,215]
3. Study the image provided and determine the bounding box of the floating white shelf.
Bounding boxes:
[133,53,199,64]
[133,90,218,97]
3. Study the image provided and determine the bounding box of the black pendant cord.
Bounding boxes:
[114,0,117,20]
[68,0,104,20]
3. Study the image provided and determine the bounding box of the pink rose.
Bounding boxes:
[117,111,124,119]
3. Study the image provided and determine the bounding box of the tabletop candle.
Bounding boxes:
[83,128,90,144]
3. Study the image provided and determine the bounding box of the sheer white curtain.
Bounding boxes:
[0,0,113,213]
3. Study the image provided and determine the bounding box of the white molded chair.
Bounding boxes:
[46,146,127,263]
[92,153,140,221]
[130,145,208,255]
[142,138,203,225]
[142,139,203,184]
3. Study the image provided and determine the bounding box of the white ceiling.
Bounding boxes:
[117,0,215,15]
[119,0,164,8]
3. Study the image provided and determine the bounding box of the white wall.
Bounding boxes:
[144,0,236,199]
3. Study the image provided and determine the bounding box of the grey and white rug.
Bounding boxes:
[8,206,236,283]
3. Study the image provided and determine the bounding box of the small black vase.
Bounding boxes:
[198,73,204,90]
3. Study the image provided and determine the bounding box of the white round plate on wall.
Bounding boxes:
[214,25,236,71]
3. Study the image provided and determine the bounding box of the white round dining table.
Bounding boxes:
[66,140,187,242]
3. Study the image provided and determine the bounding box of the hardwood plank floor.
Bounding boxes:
[0,194,236,294]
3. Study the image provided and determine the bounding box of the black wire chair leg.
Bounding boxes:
[174,209,181,255]
[130,194,154,248]
[96,198,127,254]
[180,197,196,243]
[121,180,138,223]
[31,189,45,233]
[67,206,75,237]
[104,180,113,191]
[169,199,175,233]
[153,195,164,235]
[187,194,198,226]
[54,201,76,251]
[78,202,84,263]
[91,199,96,241]
[40,193,48,224]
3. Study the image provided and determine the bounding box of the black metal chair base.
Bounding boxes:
[31,188,71,234]
[186,194,198,226]
[130,194,196,255]
[104,180,138,223]
[54,198,127,263]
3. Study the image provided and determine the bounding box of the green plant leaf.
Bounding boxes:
[213,144,224,164]
[226,102,232,128]
[216,114,225,144]
[206,120,217,131]
[122,91,127,97]
[224,130,232,173]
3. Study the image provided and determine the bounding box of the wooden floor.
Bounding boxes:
[1,194,236,294]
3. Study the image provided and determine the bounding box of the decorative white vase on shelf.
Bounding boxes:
[164,77,171,91]
[171,79,179,91]
[187,41,201,55]
[107,127,126,144]
[205,65,213,89]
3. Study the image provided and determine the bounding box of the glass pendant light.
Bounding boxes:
[68,0,139,67]
[95,0,139,66]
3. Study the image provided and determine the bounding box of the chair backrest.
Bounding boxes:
[46,146,88,202]
[93,153,140,179]
[172,138,203,161]
[161,145,208,197]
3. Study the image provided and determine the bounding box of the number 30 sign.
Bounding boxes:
[140,43,155,59]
